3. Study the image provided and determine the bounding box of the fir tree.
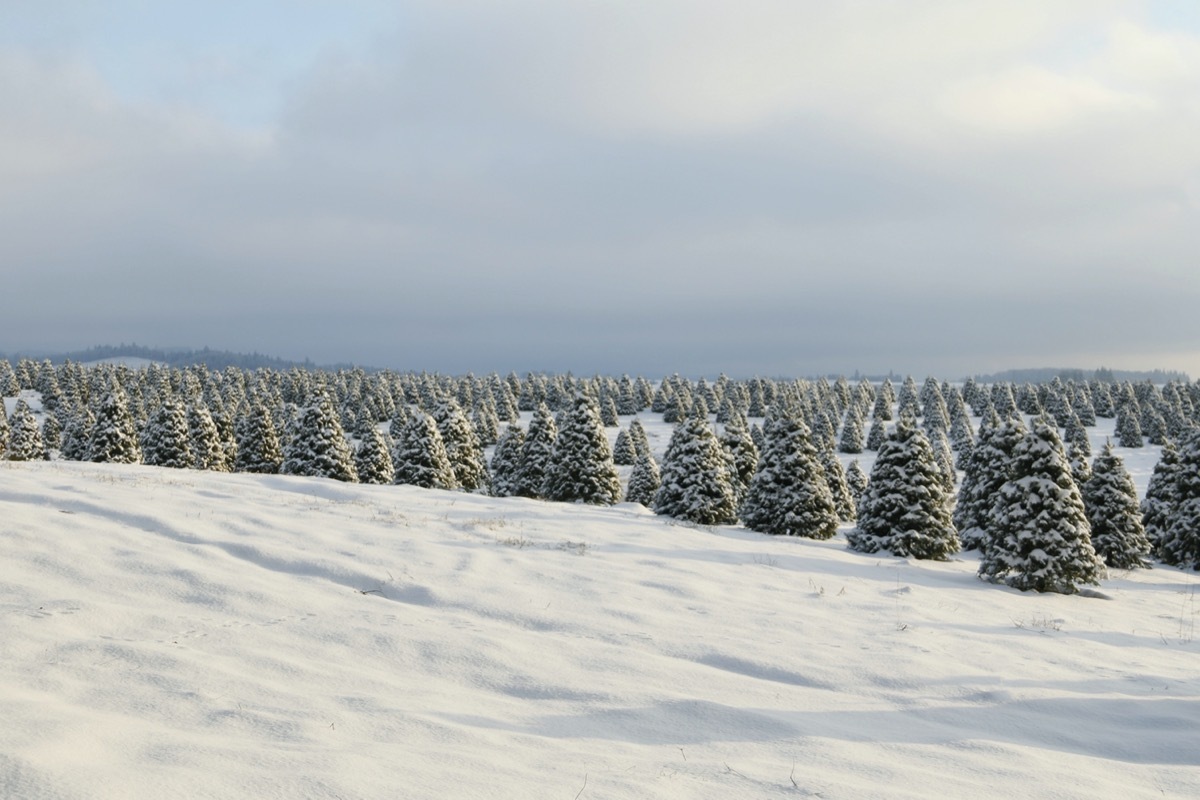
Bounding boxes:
[612,428,638,466]
[979,420,1104,593]
[234,402,284,474]
[1158,432,1200,569]
[627,417,651,458]
[1116,406,1143,447]
[1082,442,1151,569]
[865,417,887,451]
[434,399,489,492]
[845,459,868,506]
[41,412,63,455]
[837,408,865,454]
[847,416,959,559]
[513,402,557,499]
[1141,438,1181,551]
[392,413,458,490]
[189,404,227,472]
[141,401,193,469]
[0,398,9,453]
[542,394,622,505]
[719,410,759,504]
[489,423,526,498]
[819,446,856,522]
[653,414,739,525]
[739,413,839,539]
[280,395,358,482]
[954,416,1026,552]
[60,408,95,462]
[625,451,661,507]
[355,426,395,485]
[87,387,142,464]
[4,400,44,461]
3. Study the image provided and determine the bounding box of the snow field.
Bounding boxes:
[2,452,1198,799]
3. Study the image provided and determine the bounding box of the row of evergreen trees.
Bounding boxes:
[2,360,1198,592]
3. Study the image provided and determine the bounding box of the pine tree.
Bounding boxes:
[739,413,839,539]
[87,387,142,464]
[392,413,458,490]
[625,451,661,506]
[189,404,227,472]
[4,400,44,461]
[489,423,526,497]
[847,416,958,559]
[627,417,651,458]
[513,402,557,499]
[434,399,489,492]
[60,408,95,462]
[1158,432,1200,569]
[612,428,638,466]
[141,400,194,468]
[845,459,868,506]
[954,416,1026,552]
[819,446,856,522]
[979,419,1104,593]
[0,399,9,453]
[653,414,739,525]
[233,403,283,474]
[719,410,759,504]
[355,426,395,485]
[837,408,865,454]
[542,394,621,505]
[1116,406,1143,447]
[280,395,358,482]
[41,412,63,455]
[1082,442,1151,569]
[865,417,887,451]
[1141,438,1181,551]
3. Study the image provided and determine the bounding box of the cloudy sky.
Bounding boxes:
[2,1,1198,378]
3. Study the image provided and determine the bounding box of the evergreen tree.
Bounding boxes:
[1116,406,1143,447]
[489,423,526,498]
[392,413,458,490]
[979,419,1104,593]
[1068,441,1093,487]
[188,404,227,472]
[837,408,865,454]
[865,417,887,451]
[719,410,759,504]
[612,428,638,466]
[653,414,739,525]
[513,402,557,499]
[739,413,839,539]
[627,417,651,458]
[434,399,489,492]
[819,446,856,522]
[355,426,395,485]
[0,399,9,453]
[847,416,959,559]
[1082,442,1151,569]
[87,387,142,464]
[41,412,63,455]
[845,459,868,506]
[1158,432,1200,569]
[4,400,44,461]
[954,416,1026,551]
[141,400,193,468]
[1141,438,1181,551]
[60,408,95,462]
[280,395,358,482]
[625,451,661,506]
[234,402,283,474]
[542,394,622,505]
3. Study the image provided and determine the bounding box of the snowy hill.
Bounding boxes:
[2,459,1198,799]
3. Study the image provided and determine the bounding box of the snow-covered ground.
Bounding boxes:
[3,429,1198,798]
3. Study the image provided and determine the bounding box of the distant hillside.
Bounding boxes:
[970,367,1191,384]
[0,344,358,372]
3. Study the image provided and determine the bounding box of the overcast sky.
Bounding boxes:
[2,1,1198,379]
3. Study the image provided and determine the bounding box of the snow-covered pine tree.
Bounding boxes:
[41,412,62,455]
[838,407,865,454]
[845,459,868,506]
[739,412,839,539]
[234,402,284,474]
[60,408,94,462]
[847,415,958,558]
[611,427,638,466]
[819,445,856,522]
[953,415,1025,551]
[625,451,661,507]
[434,399,489,492]
[1116,406,1143,447]
[979,419,1104,593]
[719,409,759,504]
[513,402,557,499]
[1158,432,1200,569]
[1141,438,1181,551]
[0,399,9,453]
[542,394,621,505]
[628,417,651,458]
[87,386,142,464]
[488,423,526,498]
[280,395,358,482]
[865,417,887,451]
[1082,442,1151,569]
[4,400,44,461]
[189,403,227,472]
[141,400,193,468]
[392,412,458,490]
[355,425,395,485]
[653,413,739,525]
